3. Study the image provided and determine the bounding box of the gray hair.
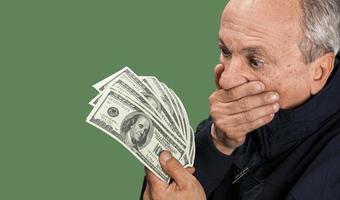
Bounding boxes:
[299,0,340,63]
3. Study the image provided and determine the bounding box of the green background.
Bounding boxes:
[0,1,227,199]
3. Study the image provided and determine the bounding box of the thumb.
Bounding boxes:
[214,64,225,89]
[159,151,191,188]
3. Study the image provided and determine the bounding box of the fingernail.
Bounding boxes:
[160,151,172,163]
[273,103,280,111]
[270,93,279,102]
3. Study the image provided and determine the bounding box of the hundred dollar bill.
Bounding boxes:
[110,79,187,149]
[169,89,190,134]
[109,69,185,141]
[86,89,187,182]
[109,82,191,168]
[89,67,186,145]
[169,89,191,156]
[90,67,131,105]
[89,92,101,107]
[160,82,187,138]
[168,88,195,166]
[139,76,183,134]
[89,68,186,144]
[189,127,195,166]
[89,67,132,106]
[92,67,129,92]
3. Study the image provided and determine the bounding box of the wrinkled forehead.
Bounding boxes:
[221,0,303,35]
[219,0,304,57]
[136,116,149,126]
[224,0,302,18]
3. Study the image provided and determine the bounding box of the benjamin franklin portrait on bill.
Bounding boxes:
[120,112,154,150]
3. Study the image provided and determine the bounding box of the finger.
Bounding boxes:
[214,64,225,89]
[214,81,265,103]
[145,167,168,191]
[227,114,276,138]
[224,91,280,114]
[159,151,191,189]
[186,167,196,174]
[220,103,280,126]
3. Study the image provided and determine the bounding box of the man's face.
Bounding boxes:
[219,0,313,109]
[131,116,150,143]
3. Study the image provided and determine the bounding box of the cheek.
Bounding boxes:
[261,70,311,109]
[132,126,139,134]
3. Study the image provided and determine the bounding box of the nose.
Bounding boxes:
[219,56,249,90]
[140,127,146,135]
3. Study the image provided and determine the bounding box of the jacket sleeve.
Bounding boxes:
[193,117,236,198]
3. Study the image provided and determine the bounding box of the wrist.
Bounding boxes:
[210,124,237,156]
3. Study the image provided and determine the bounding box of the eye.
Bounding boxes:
[219,45,231,58]
[249,57,264,69]
[139,124,144,128]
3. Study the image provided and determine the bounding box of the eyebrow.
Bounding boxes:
[244,46,268,56]
[218,38,225,45]
[218,38,276,63]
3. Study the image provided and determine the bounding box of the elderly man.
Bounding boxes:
[141,0,340,199]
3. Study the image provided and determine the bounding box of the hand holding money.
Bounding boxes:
[86,67,195,182]
[143,151,206,200]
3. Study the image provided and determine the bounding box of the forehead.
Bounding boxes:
[220,0,303,52]
[136,116,149,124]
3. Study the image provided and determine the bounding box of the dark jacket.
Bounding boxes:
[140,53,340,200]
[194,53,340,200]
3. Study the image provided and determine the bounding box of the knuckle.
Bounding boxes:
[252,81,264,92]
[244,110,254,122]
[238,98,249,110]
[167,158,182,172]
[262,93,270,104]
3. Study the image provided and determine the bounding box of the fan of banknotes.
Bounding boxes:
[86,67,195,182]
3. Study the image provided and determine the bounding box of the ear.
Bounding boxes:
[309,52,335,95]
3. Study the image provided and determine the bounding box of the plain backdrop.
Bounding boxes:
[0,0,227,199]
